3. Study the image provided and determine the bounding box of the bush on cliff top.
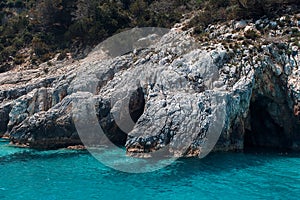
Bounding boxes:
[0,0,198,67]
[0,0,298,69]
[189,0,299,30]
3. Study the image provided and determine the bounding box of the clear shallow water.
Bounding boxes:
[0,139,299,200]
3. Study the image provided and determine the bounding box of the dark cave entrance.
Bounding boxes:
[244,95,288,150]
[108,87,146,146]
[129,87,146,123]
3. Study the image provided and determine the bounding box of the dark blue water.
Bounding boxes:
[0,139,299,200]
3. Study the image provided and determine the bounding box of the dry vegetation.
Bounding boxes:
[0,0,298,72]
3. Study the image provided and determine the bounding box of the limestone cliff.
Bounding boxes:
[0,13,299,157]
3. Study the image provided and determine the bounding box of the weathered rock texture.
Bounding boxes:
[0,13,300,156]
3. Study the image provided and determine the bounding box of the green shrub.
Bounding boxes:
[1,46,16,59]
[189,0,300,34]
[15,0,25,8]
[13,38,24,48]
[0,0,299,66]
[32,37,49,56]
[7,0,14,8]
[0,43,4,51]
[23,32,33,44]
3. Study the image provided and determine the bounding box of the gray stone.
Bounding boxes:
[1,14,300,155]
[235,20,247,30]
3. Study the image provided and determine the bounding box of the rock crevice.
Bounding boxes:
[0,14,300,156]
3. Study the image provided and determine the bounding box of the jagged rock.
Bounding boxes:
[0,102,12,137]
[269,21,278,28]
[234,20,247,30]
[1,14,300,156]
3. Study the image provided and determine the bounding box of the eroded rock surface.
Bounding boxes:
[0,14,300,156]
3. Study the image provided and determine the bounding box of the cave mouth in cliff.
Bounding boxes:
[129,87,146,123]
[244,95,286,150]
[109,87,146,146]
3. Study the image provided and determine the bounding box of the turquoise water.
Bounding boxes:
[0,139,299,200]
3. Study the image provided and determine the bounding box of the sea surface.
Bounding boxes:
[0,138,299,200]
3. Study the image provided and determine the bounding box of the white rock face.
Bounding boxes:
[1,14,300,155]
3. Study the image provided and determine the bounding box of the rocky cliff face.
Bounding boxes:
[0,13,299,157]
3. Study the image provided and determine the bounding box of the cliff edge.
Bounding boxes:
[0,12,299,157]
